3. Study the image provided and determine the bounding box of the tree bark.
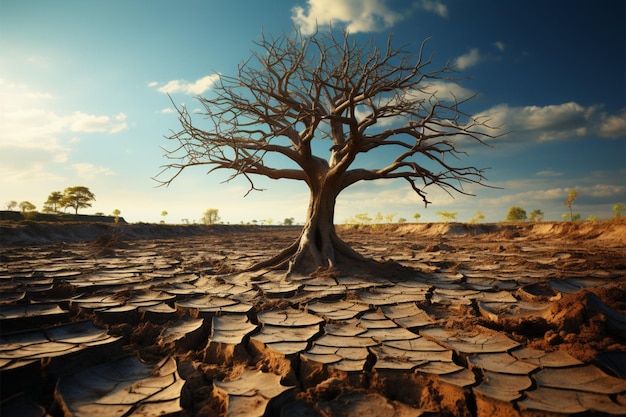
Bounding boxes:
[249,179,367,276]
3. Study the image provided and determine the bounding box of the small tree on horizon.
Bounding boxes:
[5,200,18,211]
[436,210,457,222]
[112,209,121,224]
[201,208,220,225]
[612,203,625,219]
[156,30,497,275]
[385,213,397,223]
[506,206,527,222]
[60,186,96,215]
[43,191,63,213]
[161,210,168,224]
[413,212,421,222]
[469,211,485,224]
[529,209,544,222]
[563,189,578,222]
[19,201,36,213]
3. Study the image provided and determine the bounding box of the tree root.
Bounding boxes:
[247,233,417,282]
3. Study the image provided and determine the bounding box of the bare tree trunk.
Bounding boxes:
[290,185,339,274]
[249,182,366,276]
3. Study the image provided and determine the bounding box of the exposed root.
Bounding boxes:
[247,232,417,281]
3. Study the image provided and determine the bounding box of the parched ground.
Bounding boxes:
[0,221,624,416]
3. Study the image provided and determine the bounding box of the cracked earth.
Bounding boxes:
[0,221,625,416]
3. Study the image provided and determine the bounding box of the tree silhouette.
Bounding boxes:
[506,206,527,222]
[61,186,96,215]
[563,189,578,222]
[43,191,63,213]
[201,208,220,225]
[157,30,496,275]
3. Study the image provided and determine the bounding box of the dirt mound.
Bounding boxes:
[0,222,279,247]
[529,284,626,363]
[371,221,626,243]
[528,221,626,243]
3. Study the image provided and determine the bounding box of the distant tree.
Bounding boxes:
[469,211,485,224]
[354,213,372,225]
[374,212,384,224]
[283,217,295,226]
[19,201,36,213]
[112,209,121,224]
[385,213,397,223]
[413,212,421,222]
[528,209,544,222]
[156,30,496,275]
[6,200,18,210]
[506,206,527,222]
[587,215,597,222]
[43,191,63,213]
[397,218,407,223]
[201,208,220,225]
[161,210,168,224]
[563,189,578,222]
[436,211,457,222]
[60,186,96,215]
[267,217,273,225]
[613,203,626,219]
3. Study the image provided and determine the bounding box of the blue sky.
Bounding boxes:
[1,0,624,224]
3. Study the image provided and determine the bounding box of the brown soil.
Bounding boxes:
[0,220,624,416]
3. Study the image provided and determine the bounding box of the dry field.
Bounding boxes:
[0,221,625,416]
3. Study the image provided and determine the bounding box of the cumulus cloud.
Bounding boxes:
[454,48,481,70]
[71,163,114,180]
[596,109,626,138]
[417,80,476,103]
[493,41,505,52]
[154,74,220,95]
[417,0,448,18]
[68,111,128,133]
[0,80,128,168]
[353,80,476,127]
[477,102,625,141]
[291,0,409,35]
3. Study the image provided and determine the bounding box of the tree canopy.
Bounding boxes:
[202,208,221,225]
[158,30,497,275]
[506,206,527,222]
[43,191,63,213]
[61,186,96,215]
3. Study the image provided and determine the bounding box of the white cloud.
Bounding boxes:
[352,80,476,128]
[417,80,476,103]
[454,48,481,70]
[159,108,174,114]
[291,0,408,35]
[68,111,128,133]
[71,163,114,180]
[477,102,625,141]
[535,170,563,177]
[596,109,626,138]
[0,80,128,169]
[417,0,448,18]
[155,74,220,95]
[493,41,505,52]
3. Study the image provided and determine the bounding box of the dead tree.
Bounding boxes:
[157,30,497,275]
